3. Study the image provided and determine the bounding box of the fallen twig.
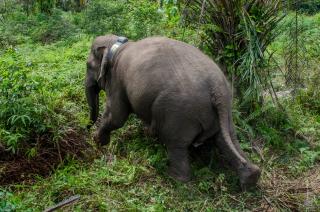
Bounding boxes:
[43,195,80,212]
[263,195,273,208]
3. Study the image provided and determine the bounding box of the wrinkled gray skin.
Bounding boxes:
[85,34,261,190]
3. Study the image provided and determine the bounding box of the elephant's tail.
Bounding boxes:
[211,86,247,165]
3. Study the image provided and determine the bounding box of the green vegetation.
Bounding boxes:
[1,0,319,211]
[291,0,320,15]
[0,40,89,154]
[187,0,284,109]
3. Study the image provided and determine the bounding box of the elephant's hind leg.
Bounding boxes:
[159,117,200,182]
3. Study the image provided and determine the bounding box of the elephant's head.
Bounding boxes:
[85,34,118,129]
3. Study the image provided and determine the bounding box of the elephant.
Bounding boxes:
[85,34,261,190]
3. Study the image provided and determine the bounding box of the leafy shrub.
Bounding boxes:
[56,0,84,11]
[125,0,163,39]
[0,4,30,47]
[0,42,87,155]
[78,0,128,36]
[0,5,78,45]
[0,47,46,153]
[0,190,16,212]
[0,0,182,47]
[296,88,320,113]
[76,0,163,39]
[291,0,320,15]
[234,103,293,149]
[234,99,320,172]
[31,9,78,43]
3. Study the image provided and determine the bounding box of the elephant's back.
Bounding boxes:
[123,37,225,93]
[120,36,227,130]
[131,37,219,72]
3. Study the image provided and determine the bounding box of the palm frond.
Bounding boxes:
[185,0,284,110]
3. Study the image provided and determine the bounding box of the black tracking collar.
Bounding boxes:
[107,36,128,62]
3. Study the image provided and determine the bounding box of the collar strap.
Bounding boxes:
[107,36,128,61]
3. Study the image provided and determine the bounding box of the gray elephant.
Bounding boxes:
[85,35,261,190]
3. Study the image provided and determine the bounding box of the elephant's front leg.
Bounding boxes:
[94,97,129,146]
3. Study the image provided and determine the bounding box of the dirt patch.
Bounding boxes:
[0,129,96,185]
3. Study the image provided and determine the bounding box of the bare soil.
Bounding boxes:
[0,129,95,185]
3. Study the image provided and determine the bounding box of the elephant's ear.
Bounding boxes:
[97,46,110,90]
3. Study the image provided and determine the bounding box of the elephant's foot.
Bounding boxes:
[239,164,261,191]
[93,130,110,146]
[167,166,191,182]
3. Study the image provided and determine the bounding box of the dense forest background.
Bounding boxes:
[1,0,319,211]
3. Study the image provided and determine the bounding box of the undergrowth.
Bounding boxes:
[0,38,90,156]
[1,115,319,211]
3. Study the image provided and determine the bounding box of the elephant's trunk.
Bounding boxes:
[85,83,99,129]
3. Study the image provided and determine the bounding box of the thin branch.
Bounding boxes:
[43,195,81,212]
[196,0,207,43]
